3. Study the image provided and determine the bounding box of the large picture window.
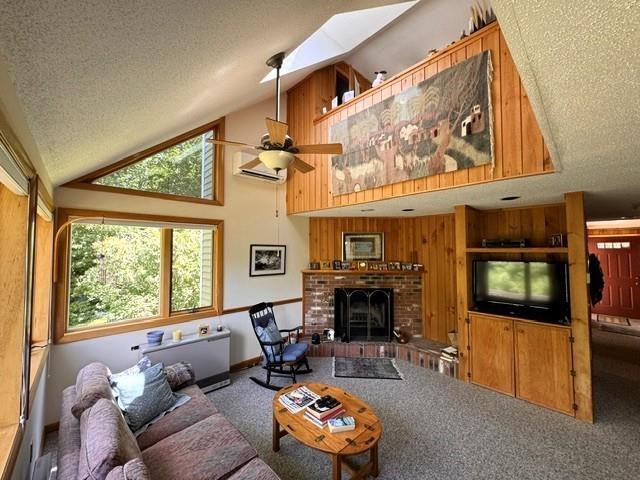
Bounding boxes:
[61,118,225,205]
[55,210,222,342]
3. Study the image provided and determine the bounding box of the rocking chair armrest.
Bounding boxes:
[278,326,303,333]
[261,340,285,347]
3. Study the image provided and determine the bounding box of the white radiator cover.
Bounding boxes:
[139,328,230,392]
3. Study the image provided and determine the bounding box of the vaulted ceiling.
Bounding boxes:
[1,0,639,219]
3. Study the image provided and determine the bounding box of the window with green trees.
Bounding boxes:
[65,215,220,332]
[94,129,216,200]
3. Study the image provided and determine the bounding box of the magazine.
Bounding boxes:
[327,416,356,433]
[278,386,320,414]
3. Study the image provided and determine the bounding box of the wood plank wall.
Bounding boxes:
[286,23,553,214]
[308,215,457,342]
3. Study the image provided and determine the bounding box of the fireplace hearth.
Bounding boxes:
[334,288,393,342]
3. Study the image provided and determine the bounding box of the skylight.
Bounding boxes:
[261,1,418,83]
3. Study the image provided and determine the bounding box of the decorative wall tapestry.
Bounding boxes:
[330,51,493,196]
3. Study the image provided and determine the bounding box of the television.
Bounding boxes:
[472,260,571,325]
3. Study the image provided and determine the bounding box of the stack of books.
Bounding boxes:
[327,416,356,433]
[304,397,345,428]
[278,386,320,414]
[440,346,458,361]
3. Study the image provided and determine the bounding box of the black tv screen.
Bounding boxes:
[472,260,570,324]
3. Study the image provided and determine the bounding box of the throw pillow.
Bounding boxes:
[105,458,150,480]
[164,362,195,390]
[109,357,152,385]
[257,321,282,344]
[112,363,190,434]
[77,398,141,480]
[71,362,114,419]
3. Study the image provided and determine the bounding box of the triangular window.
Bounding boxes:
[64,119,224,204]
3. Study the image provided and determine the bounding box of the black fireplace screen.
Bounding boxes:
[334,288,393,341]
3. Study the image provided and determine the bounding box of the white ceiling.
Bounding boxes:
[1,0,639,221]
[0,0,397,186]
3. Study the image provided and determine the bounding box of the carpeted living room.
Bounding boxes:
[1,1,639,480]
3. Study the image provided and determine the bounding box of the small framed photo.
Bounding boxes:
[370,262,379,271]
[308,262,320,270]
[321,261,332,270]
[413,263,424,272]
[357,261,368,271]
[333,260,342,270]
[379,263,388,271]
[341,261,351,270]
[389,261,401,271]
[250,245,286,277]
[198,323,210,336]
[342,232,384,262]
[550,234,564,247]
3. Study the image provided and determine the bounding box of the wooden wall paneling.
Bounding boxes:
[521,83,545,174]
[32,216,53,345]
[0,185,28,426]
[451,47,470,187]
[565,192,593,422]
[499,30,523,177]
[483,28,502,180]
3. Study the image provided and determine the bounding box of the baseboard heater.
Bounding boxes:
[139,328,231,393]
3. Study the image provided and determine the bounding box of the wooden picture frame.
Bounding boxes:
[342,232,384,261]
[250,245,286,277]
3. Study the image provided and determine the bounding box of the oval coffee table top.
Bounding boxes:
[273,382,381,456]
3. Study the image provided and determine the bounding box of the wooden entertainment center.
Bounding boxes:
[455,193,592,421]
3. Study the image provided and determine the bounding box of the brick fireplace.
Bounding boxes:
[302,272,422,337]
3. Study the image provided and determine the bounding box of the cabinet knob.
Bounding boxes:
[504,326,510,331]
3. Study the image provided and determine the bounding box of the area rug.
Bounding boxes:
[333,357,404,380]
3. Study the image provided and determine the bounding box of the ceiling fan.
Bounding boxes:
[206,52,343,173]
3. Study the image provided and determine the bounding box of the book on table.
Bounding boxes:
[327,416,356,433]
[304,408,346,428]
[306,399,343,420]
[278,386,320,414]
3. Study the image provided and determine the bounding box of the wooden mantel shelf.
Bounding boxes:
[302,269,423,275]
[466,247,568,254]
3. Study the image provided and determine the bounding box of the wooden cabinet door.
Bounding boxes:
[514,321,574,415]
[469,314,515,396]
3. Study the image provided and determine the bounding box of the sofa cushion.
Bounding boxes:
[113,363,190,434]
[164,361,195,390]
[77,398,142,480]
[227,458,280,480]
[105,458,150,480]
[142,414,257,480]
[72,362,113,419]
[136,384,218,450]
[109,357,152,385]
[57,386,81,480]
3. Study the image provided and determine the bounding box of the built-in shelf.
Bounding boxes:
[465,247,569,254]
[301,269,422,275]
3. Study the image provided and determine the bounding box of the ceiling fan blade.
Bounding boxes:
[295,143,343,155]
[239,158,262,170]
[290,156,315,173]
[265,117,288,145]
[207,138,258,149]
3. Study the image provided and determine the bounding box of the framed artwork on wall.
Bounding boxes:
[342,232,384,261]
[249,244,286,277]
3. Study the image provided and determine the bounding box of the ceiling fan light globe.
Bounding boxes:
[259,150,294,171]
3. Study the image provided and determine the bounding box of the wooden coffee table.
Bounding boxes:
[272,382,381,480]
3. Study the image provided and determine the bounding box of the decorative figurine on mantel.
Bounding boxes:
[372,70,387,87]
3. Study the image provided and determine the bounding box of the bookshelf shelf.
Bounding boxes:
[465,247,568,254]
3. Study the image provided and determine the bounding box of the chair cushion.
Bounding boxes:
[77,398,142,480]
[277,342,308,363]
[105,458,150,480]
[142,414,257,480]
[112,363,190,434]
[164,361,195,390]
[72,362,114,419]
[227,458,280,480]
[136,385,218,450]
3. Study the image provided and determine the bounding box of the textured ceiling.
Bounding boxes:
[0,0,396,185]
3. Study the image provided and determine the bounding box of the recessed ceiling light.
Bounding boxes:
[402,208,415,212]
[500,196,520,201]
[361,208,375,212]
